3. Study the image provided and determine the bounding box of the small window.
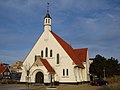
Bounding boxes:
[50,50,52,57]
[63,69,65,76]
[35,55,40,62]
[41,50,43,57]
[57,53,59,64]
[46,19,47,23]
[35,55,37,61]
[48,19,50,23]
[45,48,48,57]
[4,72,10,75]
[27,70,29,76]
[66,69,69,76]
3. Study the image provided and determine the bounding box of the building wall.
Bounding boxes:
[20,30,90,83]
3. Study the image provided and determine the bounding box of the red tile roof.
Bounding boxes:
[40,58,55,73]
[0,66,7,73]
[74,48,88,62]
[50,31,84,68]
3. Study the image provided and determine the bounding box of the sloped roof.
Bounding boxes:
[40,58,55,73]
[0,66,7,73]
[74,48,88,62]
[50,31,84,69]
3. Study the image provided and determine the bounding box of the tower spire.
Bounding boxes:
[44,3,52,31]
[44,3,51,19]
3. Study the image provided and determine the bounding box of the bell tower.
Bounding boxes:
[44,3,51,31]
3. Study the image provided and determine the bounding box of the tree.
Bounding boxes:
[106,57,119,77]
[89,54,120,78]
[89,55,107,78]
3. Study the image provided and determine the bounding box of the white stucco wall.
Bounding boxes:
[20,29,90,83]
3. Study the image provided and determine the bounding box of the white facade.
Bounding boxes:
[20,11,90,84]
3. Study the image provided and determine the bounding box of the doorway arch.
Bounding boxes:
[35,72,44,83]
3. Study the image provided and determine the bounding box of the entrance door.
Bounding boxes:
[35,72,44,83]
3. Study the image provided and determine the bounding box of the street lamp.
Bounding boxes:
[23,64,31,90]
[103,67,106,80]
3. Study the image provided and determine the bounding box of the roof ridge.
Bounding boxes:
[74,48,88,50]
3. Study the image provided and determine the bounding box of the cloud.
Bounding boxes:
[0,49,28,65]
[0,0,120,64]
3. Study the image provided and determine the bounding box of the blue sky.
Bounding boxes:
[0,0,120,65]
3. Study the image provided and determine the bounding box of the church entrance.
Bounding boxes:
[35,72,44,83]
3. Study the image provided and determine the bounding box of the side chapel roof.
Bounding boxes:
[41,58,55,73]
[74,48,88,62]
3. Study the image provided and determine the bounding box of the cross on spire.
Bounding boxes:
[44,3,51,19]
[47,3,49,13]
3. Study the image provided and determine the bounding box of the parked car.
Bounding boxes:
[90,79,109,86]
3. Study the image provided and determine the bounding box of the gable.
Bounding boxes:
[22,29,86,69]
[22,31,46,66]
[50,31,84,68]
[74,48,88,62]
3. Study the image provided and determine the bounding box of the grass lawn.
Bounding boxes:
[32,84,111,90]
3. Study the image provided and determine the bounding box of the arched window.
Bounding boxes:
[41,50,43,57]
[50,50,52,57]
[57,53,59,64]
[45,48,48,57]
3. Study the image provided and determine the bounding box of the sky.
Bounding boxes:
[0,0,120,65]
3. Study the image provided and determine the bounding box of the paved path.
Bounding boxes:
[0,85,26,90]
[0,84,112,90]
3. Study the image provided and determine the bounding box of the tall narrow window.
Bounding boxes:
[45,48,48,57]
[50,50,52,57]
[57,53,59,64]
[41,50,43,57]
[66,69,69,76]
[63,69,65,76]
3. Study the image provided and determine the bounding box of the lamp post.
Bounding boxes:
[24,64,31,90]
[103,67,106,80]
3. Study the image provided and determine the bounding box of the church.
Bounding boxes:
[20,7,90,84]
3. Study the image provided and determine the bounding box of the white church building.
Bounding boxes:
[20,8,90,84]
